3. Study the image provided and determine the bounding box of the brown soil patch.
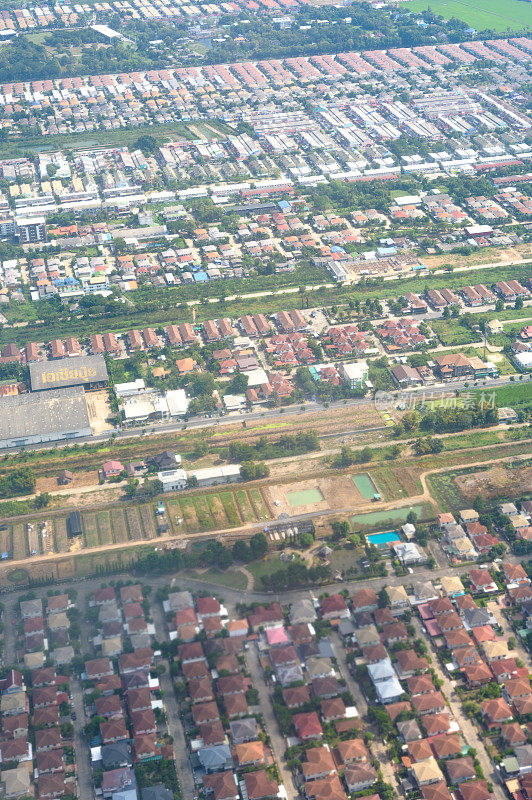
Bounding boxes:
[455,464,532,502]
[36,470,99,493]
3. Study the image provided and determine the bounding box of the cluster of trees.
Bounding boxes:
[413,436,444,455]
[228,431,320,463]
[0,467,36,498]
[232,533,269,562]
[394,402,498,437]
[260,561,330,591]
[332,445,373,468]
[240,461,270,481]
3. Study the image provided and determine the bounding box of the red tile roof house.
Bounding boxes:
[120,584,144,604]
[503,564,530,586]
[123,602,145,622]
[182,660,210,681]
[100,718,129,744]
[127,688,152,714]
[36,749,65,774]
[321,697,346,722]
[216,675,247,697]
[480,697,514,728]
[463,664,493,687]
[35,727,63,752]
[133,733,158,763]
[33,706,60,729]
[0,739,32,763]
[37,773,68,799]
[502,677,532,704]
[200,720,226,746]
[458,780,492,800]
[119,648,153,674]
[94,695,124,720]
[203,771,239,800]
[411,692,447,716]
[469,569,498,594]
[446,756,477,784]
[243,770,279,800]
[501,723,527,747]
[351,588,379,613]
[248,603,283,631]
[320,594,349,620]
[188,678,215,704]
[344,763,378,792]
[92,587,116,606]
[224,692,249,719]
[131,709,157,736]
[334,738,369,766]
[2,713,28,739]
[283,686,311,709]
[31,668,57,688]
[196,596,222,620]
[33,686,59,709]
[192,702,220,726]
[234,740,266,768]
[178,642,206,664]
[293,712,323,741]
[101,460,125,479]
[301,746,336,780]
[422,714,451,737]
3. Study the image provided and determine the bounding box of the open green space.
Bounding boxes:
[473,381,532,412]
[403,0,532,31]
[352,472,379,500]
[182,566,248,590]
[287,488,324,507]
[350,502,429,531]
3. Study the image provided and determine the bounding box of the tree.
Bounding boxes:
[299,531,314,549]
[124,479,138,499]
[134,134,158,154]
[249,532,268,559]
[406,510,417,525]
[34,492,51,509]
[228,372,249,394]
[331,520,350,540]
[232,540,251,562]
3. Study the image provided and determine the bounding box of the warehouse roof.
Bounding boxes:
[29,354,108,391]
[0,387,90,442]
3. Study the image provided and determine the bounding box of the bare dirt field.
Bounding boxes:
[86,390,114,435]
[267,474,364,516]
[36,469,100,493]
[455,463,532,502]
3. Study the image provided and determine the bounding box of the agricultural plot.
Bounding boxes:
[54,517,68,552]
[12,524,27,560]
[206,493,231,529]
[27,523,39,556]
[83,513,99,548]
[403,0,532,32]
[96,511,114,546]
[218,492,241,527]
[0,525,12,557]
[139,505,157,539]
[126,507,144,541]
[249,488,270,519]
[110,509,129,543]
[235,490,256,523]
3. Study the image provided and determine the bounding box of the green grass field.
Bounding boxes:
[403,0,532,32]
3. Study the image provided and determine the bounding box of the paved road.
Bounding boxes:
[151,600,196,800]
[412,616,505,800]
[245,642,297,800]
[71,676,94,800]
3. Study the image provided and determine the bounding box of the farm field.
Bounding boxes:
[403,0,532,32]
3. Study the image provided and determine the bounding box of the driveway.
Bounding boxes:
[245,643,297,800]
[71,676,94,800]
[412,617,505,800]
[151,600,196,799]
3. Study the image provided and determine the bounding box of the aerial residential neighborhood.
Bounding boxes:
[0,0,531,798]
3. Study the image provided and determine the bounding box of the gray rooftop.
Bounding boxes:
[29,354,108,391]
[0,387,90,442]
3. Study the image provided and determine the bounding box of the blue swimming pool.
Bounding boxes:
[366,531,401,549]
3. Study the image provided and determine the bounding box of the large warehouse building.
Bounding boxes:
[29,354,109,392]
[0,387,92,449]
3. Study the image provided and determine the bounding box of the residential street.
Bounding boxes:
[412,616,505,800]
[151,598,196,800]
[71,676,94,800]
[245,643,297,800]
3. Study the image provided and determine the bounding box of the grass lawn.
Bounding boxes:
[473,380,532,412]
[246,555,284,583]
[403,0,532,31]
[182,567,248,591]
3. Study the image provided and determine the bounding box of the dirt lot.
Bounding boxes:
[455,463,532,502]
[266,474,364,516]
[36,469,99,493]
[423,244,532,271]
[86,390,114,435]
